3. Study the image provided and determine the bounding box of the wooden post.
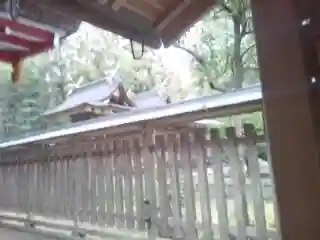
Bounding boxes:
[251,0,320,239]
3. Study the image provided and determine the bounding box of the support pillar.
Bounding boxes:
[251,0,320,239]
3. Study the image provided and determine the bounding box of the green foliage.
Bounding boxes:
[0,3,263,140]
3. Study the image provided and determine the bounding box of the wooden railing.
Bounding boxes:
[0,122,279,240]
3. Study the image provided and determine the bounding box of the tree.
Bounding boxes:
[174,1,261,228]
[175,0,259,93]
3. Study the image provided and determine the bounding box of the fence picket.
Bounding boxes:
[180,132,197,239]
[123,139,135,229]
[114,139,125,228]
[0,124,277,240]
[244,124,268,240]
[52,157,58,218]
[210,129,230,240]
[81,155,90,222]
[97,145,107,226]
[141,128,158,238]
[89,152,98,225]
[155,135,170,237]
[194,129,213,239]
[167,134,183,237]
[225,127,248,240]
[105,140,115,226]
[132,138,144,230]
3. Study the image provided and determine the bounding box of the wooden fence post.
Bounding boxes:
[243,124,268,240]
[225,127,248,240]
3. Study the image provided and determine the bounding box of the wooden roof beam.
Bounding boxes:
[112,0,125,11]
[154,0,191,32]
[142,0,166,11]
[112,0,164,20]
[155,0,216,47]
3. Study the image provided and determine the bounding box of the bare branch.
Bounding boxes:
[218,1,233,14]
[240,43,255,58]
[240,19,248,37]
[209,82,228,93]
[173,43,206,67]
[241,28,254,37]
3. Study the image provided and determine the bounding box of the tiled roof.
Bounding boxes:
[44,73,122,116]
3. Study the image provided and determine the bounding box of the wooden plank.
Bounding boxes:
[64,158,71,219]
[81,155,90,223]
[47,161,53,216]
[19,164,28,213]
[57,159,64,217]
[193,129,213,239]
[69,157,76,220]
[53,158,61,218]
[72,156,81,226]
[3,167,7,209]
[154,0,190,32]
[89,153,98,225]
[9,167,15,210]
[7,166,14,211]
[47,160,53,216]
[97,146,107,226]
[23,163,29,214]
[2,167,8,209]
[105,141,115,226]
[225,127,247,240]
[37,161,44,215]
[243,124,268,240]
[16,163,22,212]
[132,138,145,230]
[125,1,163,20]
[210,129,230,240]
[167,134,183,229]
[30,163,36,215]
[141,127,158,237]
[7,167,12,210]
[76,156,83,222]
[0,167,3,207]
[55,160,62,217]
[0,167,3,208]
[85,155,91,223]
[179,132,197,239]
[142,0,167,10]
[155,135,170,236]
[63,158,70,218]
[113,0,162,20]
[43,159,50,216]
[2,167,7,209]
[114,139,125,228]
[41,160,46,215]
[123,139,134,229]
[72,159,80,231]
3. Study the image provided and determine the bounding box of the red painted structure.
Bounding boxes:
[0,13,63,64]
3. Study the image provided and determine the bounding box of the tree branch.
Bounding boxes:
[240,43,255,58]
[241,28,254,37]
[209,82,228,93]
[219,2,233,14]
[173,43,206,67]
[240,19,248,37]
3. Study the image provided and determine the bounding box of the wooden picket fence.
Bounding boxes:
[0,123,279,240]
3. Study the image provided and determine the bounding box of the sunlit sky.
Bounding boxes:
[158,46,193,79]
